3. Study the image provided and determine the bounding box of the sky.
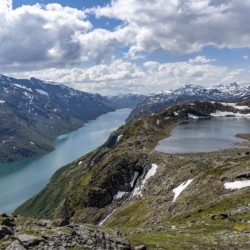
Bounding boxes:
[0,0,250,95]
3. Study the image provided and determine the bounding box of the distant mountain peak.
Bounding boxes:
[127,82,250,122]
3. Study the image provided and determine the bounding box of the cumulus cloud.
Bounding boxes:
[0,3,92,71]
[3,0,250,72]
[9,58,250,95]
[188,56,215,64]
[1,0,250,95]
[92,0,250,57]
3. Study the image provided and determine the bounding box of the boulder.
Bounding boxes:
[6,240,26,250]
[0,226,13,239]
[1,219,15,228]
[17,234,44,247]
[52,218,70,227]
[135,245,148,250]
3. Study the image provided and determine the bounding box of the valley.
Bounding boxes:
[10,99,250,249]
[0,75,114,162]
[2,1,250,249]
[0,108,131,214]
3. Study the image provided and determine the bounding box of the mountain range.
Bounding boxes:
[127,82,250,121]
[0,75,117,162]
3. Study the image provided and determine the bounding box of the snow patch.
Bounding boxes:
[156,119,160,125]
[78,161,83,166]
[221,102,250,110]
[174,112,179,116]
[0,100,5,104]
[13,84,32,92]
[36,89,49,96]
[98,209,118,226]
[188,113,200,119]
[211,111,250,117]
[130,171,139,188]
[173,179,193,202]
[30,141,35,145]
[113,191,128,200]
[117,135,123,142]
[132,164,158,197]
[224,180,250,190]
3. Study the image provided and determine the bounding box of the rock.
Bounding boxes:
[17,234,44,247]
[57,247,66,250]
[0,226,13,239]
[0,213,9,218]
[52,218,70,227]
[148,226,165,232]
[210,213,229,221]
[135,245,148,250]
[6,240,26,250]
[86,238,94,246]
[1,219,15,228]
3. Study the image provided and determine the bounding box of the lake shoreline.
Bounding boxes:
[0,109,131,214]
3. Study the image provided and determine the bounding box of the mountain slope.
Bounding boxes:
[15,99,250,249]
[13,99,250,248]
[127,83,250,122]
[0,74,114,162]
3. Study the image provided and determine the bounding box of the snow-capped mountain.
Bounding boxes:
[127,83,250,121]
[0,74,114,121]
[0,74,114,162]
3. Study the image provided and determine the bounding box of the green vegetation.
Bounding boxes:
[236,133,250,141]
[14,100,250,249]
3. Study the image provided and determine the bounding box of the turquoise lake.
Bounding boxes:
[0,108,131,213]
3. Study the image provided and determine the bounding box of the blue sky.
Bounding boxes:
[1,0,250,94]
[13,0,110,9]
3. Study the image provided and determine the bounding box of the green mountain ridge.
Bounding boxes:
[12,100,250,249]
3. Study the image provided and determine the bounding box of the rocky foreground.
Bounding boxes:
[0,214,131,250]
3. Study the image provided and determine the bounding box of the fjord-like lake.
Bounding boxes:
[0,108,131,214]
[156,118,250,154]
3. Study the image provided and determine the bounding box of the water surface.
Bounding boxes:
[0,109,131,213]
[156,118,250,154]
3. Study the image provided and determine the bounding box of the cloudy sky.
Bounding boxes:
[1,0,250,94]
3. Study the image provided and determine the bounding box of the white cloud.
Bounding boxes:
[0,3,92,71]
[92,0,250,57]
[188,56,215,64]
[1,0,250,95]
[243,55,248,60]
[0,0,12,12]
[9,58,250,95]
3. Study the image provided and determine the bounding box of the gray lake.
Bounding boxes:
[156,118,250,154]
[0,108,131,214]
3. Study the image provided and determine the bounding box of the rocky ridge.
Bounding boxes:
[14,100,250,248]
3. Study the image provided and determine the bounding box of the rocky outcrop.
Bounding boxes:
[0,214,131,250]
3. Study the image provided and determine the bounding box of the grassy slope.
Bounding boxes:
[15,100,250,249]
[0,105,83,162]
